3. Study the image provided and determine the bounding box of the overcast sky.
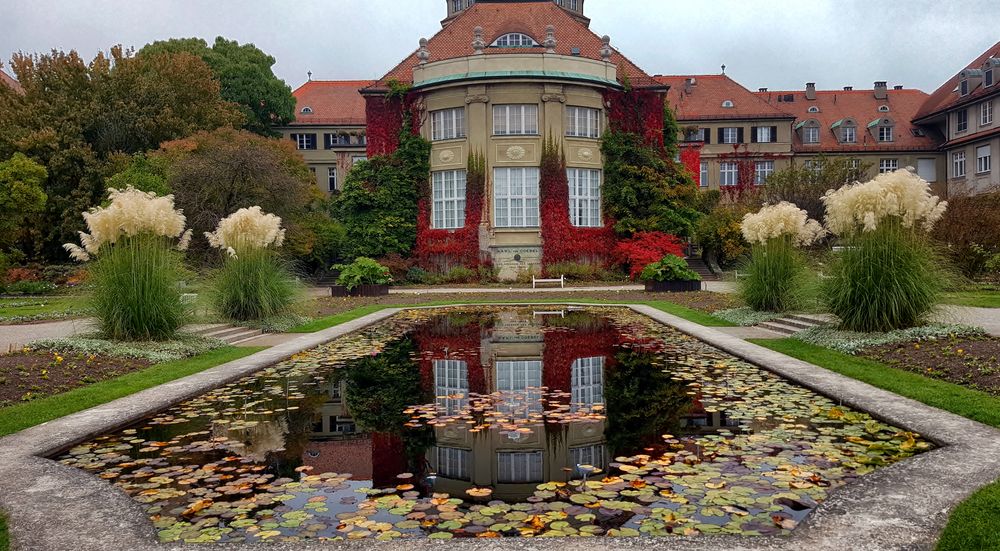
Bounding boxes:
[3,0,999,93]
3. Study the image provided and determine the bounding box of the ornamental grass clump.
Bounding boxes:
[205,207,298,322]
[822,169,949,332]
[740,202,825,312]
[63,186,192,341]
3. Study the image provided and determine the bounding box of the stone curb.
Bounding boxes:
[0,303,997,551]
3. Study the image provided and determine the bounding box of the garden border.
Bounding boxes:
[0,303,998,551]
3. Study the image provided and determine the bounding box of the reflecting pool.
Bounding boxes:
[55,306,931,543]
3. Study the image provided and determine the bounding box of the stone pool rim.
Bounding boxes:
[0,303,995,551]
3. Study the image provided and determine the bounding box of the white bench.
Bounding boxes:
[532,275,565,289]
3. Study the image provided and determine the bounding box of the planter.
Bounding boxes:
[644,280,702,293]
[351,284,391,297]
[330,285,349,297]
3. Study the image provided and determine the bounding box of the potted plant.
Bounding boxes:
[332,257,392,297]
[640,255,702,292]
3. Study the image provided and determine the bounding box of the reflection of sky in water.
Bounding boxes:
[54,307,931,543]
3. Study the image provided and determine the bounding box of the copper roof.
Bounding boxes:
[915,40,1000,122]
[369,0,659,91]
[289,80,374,126]
[656,74,793,121]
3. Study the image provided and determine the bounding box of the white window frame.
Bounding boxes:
[436,446,470,480]
[434,359,469,416]
[879,158,899,173]
[719,161,738,186]
[352,155,367,165]
[721,127,739,144]
[699,161,709,187]
[497,451,543,483]
[431,108,466,141]
[293,133,316,150]
[493,167,540,228]
[571,357,604,410]
[957,109,969,133]
[495,360,543,417]
[986,68,995,88]
[841,126,857,143]
[977,144,992,174]
[571,444,606,470]
[566,106,601,138]
[432,170,467,230]
[803,126,820,144]
[953,151,967,178]
[493,104,539,136]
[878,125,894,142]
[755,126,772,143]
[754,160,774,185]
[567,168,601,227]
[327,167,337,192]
[982,101,994,126]
[492,33,538,48]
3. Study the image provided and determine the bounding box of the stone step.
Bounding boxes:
[757,321,805,336]
[187,324,263,345]
[228,329,266,345]
[785,313,836,326]
[773,317,818,331]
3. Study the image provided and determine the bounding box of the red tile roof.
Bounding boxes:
[915,40,1000,122]
[369,0,659,91]
[290,80,374,126]
[0,69,22,94]
[756,87,942,152]
[656,74,793,121]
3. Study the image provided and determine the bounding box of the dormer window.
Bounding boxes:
[300,107,313,114]
[961,79,969,96]
[986,59,998,87]
[868,117,895,142]
[807,106,820,113]
[492,33,539,48]
[721,100,734,108]
[797,119,820,144]
[878,105,890,113]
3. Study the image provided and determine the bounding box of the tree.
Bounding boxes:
[155,128,317,258]
[140,37,296,135]
[0,153,47,252]
[0,46,242,260]
[761,155,870,224]
[105,153,170,195]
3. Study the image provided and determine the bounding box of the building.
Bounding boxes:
[0,69,22,94]
[360,0,665,278]
[657,74,796,190]
[915,40,1000,196]
[277,80,373,193]
[758,82,945,196]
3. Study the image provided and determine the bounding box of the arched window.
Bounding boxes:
[491,33,539,48]
[300,107,313,114]
[878,105,890,113]
[808,106,820,113]
[721,100,734,108]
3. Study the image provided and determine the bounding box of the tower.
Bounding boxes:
[443,0,587,27]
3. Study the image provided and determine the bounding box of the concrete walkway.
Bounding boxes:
[934,304,1000,337]
[389,281,737,294]
[0,318,94,354]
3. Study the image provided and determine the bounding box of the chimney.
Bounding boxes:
[758,87,768,92]
[805,82,817,101]
[893,85,904,90]
[684,77,695,95]
[874,81,888,100]
[843,86,853,91]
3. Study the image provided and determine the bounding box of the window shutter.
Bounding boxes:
[750,128,758,143]
[770,126,778,143]
[717,128,724,143]
[703,129,710,144]
[737,128,744,144]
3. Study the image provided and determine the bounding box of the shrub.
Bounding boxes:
[822,170,949,332]
[695,205,751,268]
[6,280,57,295]
[335,257,392,291]
[739,202,825,312]
[63,186,192,340]
[441,266,477,284]
[544,261,620,282]
[932,191,1000,278]
[614,232,686,280]
[761,155,871,223]
[4,267,41,283]
[206,207,298,322]
[639,255,701,282]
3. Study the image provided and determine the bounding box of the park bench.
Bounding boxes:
[532,275,565,289]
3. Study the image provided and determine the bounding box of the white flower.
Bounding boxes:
[823,168,947,235]
[62,186,188,261]
[205,206,286,253]
[741,202,826,246]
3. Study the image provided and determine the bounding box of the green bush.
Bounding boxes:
[90,234,187,340]
[740,237,808,313]
[824,220,949,332]
[5,280,57,295]
[695,205,751,268]
[639,255,701,282]
[544,261,620,282]
[335,257,392,291]
[211,248,299,322]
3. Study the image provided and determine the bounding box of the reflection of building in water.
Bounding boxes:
[428,310,610,501]
[680,409,744,434]
[310,380,358,438]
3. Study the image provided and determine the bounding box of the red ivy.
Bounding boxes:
[614,231,686,280]
[679,143,703,187]
[718,144,774,201]
[539,140,616,273]
[365,89,424,157]
[414,154,486,271]
[414,316,487,396]
[603,88,667,151]
[541,319,619,394]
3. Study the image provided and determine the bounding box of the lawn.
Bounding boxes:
[0,295,89,323]
[750,338,1000,551]
[290,298,733,333]
[0,346,263,437]
[943,290,1000,309]
[0,512,7,551]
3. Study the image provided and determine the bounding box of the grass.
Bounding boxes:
[749,338,1000,428]
[936,480,1000,551]
[0,512,7,551]
[942,290,1000,309]
[0,346,263,438]
[289,299,734,333]
[0,295,88,320]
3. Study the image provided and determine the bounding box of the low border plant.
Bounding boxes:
[28,333,226,363]
[793,324,985,355]
[639,255,701,282]
[712,307,783,327]
[334,257,392,291]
